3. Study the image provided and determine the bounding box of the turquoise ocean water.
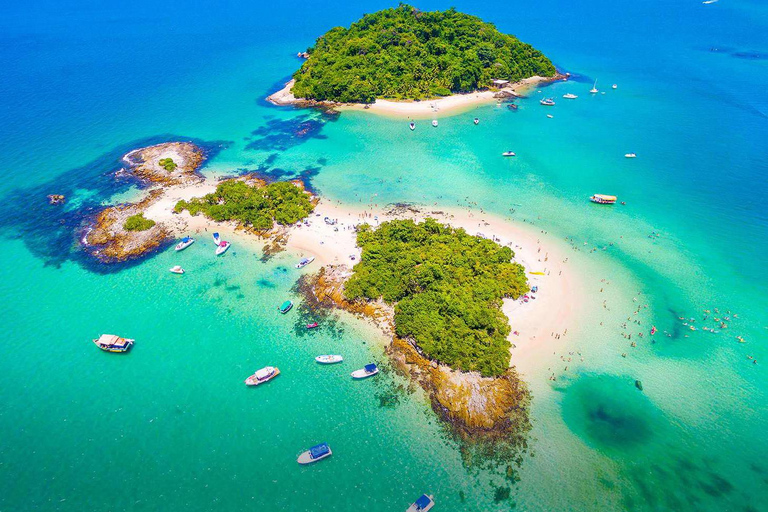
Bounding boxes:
[0,0,766,510]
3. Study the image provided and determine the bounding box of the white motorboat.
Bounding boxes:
[297,443,332,464]
[546,114,554,118]
[539,98,555,106]
[245,366,280,386]
[169,265,185,274]
[563,93,578,99]
[295,256,315,269]
[625,153,637,158]
[315,355,343,364]
[590,79,599,94]
[431,120,438,127]
[612,84,618,89]
[502,151,516,157]
[351,363,379,379]
[473,118,479,125]
[175,237,195,251]
[409,122,415,131]
[215,241,231,255]
[406,494,435,512]
[212,232,221,244]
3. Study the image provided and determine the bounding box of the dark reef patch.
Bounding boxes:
[0,135,228,273]
[245,114,334,152]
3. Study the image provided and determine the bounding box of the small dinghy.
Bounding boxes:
[625,153,637,158]
[431,120,438,127]
[351,363,379,379]
[409,122,415,131]
[315,355,343,364]
[169,265,185,274]
[473,118,479,125]
[175,237,195,251]
[612,84,618,89]
[297,443,332,465]
[406,494,435,512]
[306,322,319,329]
[502,151,516,157]
[215,241,231,255]
[278,300,293,314]
[295,256,315,269]
[245,366,280,386]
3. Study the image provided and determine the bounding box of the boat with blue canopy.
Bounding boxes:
[92,334,134,353]
[351,363,379,379]
[175,236,195,251]
[278,300,293,314]
[406,494,435,512]
[295,256,315,269]
[297,442,332,464]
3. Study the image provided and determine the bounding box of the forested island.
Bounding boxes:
[345,218,528,377]
[289,4,556,103]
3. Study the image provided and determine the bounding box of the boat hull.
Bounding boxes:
[351,369,379,379]
[245,367,280,386]
[315,355,343,364]
[297,448,332,465]
[215,243,230,255]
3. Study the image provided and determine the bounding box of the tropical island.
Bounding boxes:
[268,4,561,116]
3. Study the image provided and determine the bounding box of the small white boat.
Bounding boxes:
[315,355,343,364]
[625,153,637,158]
[169,265,185,274]
[245,366,280,386]
[297,443,332,464]
[473,118,479,125]
[539,98,555,106]
[502,151,516,157]
[175,237,195,251]
[295,256,315,269]
[702,0,718,4]
[546,114,554,118]
[351,363,379,379]
[406,494,435,512]
[563,93,578,99]
[409,122,415,131]
[215,241,231,255]
[212,232,221,244]
[92,334,134,353]
[612,84,618,89]
[431,120,438,127]
[590,79,599,94]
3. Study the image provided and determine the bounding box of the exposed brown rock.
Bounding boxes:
[121,141,205,186]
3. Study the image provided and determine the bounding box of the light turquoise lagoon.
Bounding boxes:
[0,0,766,510]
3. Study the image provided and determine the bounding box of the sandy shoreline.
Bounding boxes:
[267,75,564,119]
[143,184,583,374]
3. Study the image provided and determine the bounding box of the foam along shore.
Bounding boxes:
[267,75,565,119]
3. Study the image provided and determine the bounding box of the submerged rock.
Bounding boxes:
[47,194,65,205]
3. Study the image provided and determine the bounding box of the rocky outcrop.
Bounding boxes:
[47,194,65,205]
[297,265,532,441]
[84,191,172,263]
[121,141,205,186]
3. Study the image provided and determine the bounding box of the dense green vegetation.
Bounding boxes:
[174,180,314,231]
[158,158,177,172]
[292,4,556,103]
[123,213,156,231]
[345,218,528,377]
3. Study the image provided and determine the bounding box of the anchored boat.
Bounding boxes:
[563,93,578,99]
[590,194,617,204]
[351,363,379,379]
[297,443,332,465]
[175,237,195,251]
[431,120,438,127]
[245,366,280,386]
[406,494,435,512]
[625,153,637,158]
[315,355,343,364]
[409,122,415,131]
[278,300,293,314]
[215,241,231,255]
[473,118,479,125]
[540,98,556,106]
[169,265,185,274]
[295,257,315,269]
[502,151,516,157]
[92,334,134,353]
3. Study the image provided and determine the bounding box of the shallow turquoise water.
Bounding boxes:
[0,0,766,510]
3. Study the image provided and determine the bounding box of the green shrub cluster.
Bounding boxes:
[345,218,528,377]
[123,213,156,231]
[159,158,177,172]
[174,180,314,231]
[292,4,556,103]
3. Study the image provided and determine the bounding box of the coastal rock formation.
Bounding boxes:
[82,141,206,263]
[121,141,205,186]
[84,191,172,263]
[298,265,531,440]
